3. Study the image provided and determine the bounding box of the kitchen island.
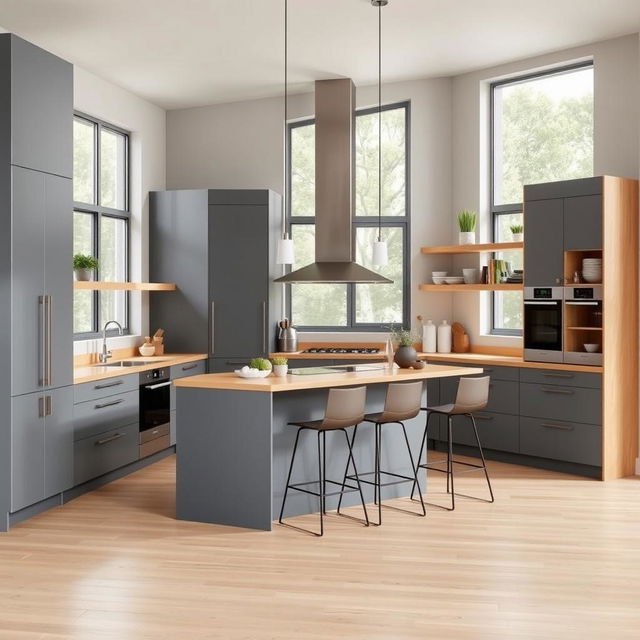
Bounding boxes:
[173,363,482,530]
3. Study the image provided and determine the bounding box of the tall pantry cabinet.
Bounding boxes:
[0,35,74,529]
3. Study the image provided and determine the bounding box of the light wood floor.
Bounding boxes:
[1,456,639,640]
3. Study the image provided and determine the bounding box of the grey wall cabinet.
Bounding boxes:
[150,189,283,360]
[563,194,602,251]
[523,198,564,286]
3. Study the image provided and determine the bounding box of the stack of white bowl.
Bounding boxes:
[582,258,602,283]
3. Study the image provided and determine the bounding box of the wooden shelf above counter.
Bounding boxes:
[74,281,176,291]
[421,242,523,255]
[419,283,523,292]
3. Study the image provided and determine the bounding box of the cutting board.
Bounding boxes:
[452,322,470,353]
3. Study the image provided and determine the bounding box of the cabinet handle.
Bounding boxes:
[181,364,198,371]
[96,433,125,445]
[566,301,599,306]
[543,372,574,379]
[210,301,215,356]
[474,414,494,421]
[94,380,124,390]
[262,301,267,354]
[38,396,46,418]
[45,395,52,417]
[145,381,171,390]
[541,387,574,395]
[541,422,574,431]
[94,399,124,410]
[39,296,46,387]
[225,361,247,365]
[46,295,52,386]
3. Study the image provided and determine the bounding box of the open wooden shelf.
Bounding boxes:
[567,326,603,331]
[419,283,523,292]
[74,282,176,291]
[421,242,523,255]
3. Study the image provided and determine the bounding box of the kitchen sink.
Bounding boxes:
[94,359,168,368]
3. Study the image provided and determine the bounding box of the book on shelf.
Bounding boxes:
[485,259,513,284]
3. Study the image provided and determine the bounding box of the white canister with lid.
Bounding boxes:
[422,320,436,353]
[437,320,452,353]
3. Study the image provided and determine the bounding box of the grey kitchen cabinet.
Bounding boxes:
[0,34,73,178]
[73,389,139,442]
[523,198,564,286]
[11,387,74,512]
[440,376,519,416]
[170,411,177,447]
[170,360,206,411]
[520,382,601,425]
[519,368,601,389]
[149,189,283,360]
[74,374,138,404]
[449,411,519,454]
[563,194,602,251]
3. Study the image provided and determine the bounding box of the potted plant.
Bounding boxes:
[271,356,289,377]
[390,327,421,369]
[73,253,99,281]
[457,209,477,245]
[510,223,524,242]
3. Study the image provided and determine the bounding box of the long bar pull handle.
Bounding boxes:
[210,301,215,356]
[474,414,494,421]
[541,422,574,431]
[181,364,198,372]
[39,296,46,387]
[94,380,123,390]
[262,301,267,354]
[94,399,124,410]
[543,372,574,379]
[45,395,52,417]
[46,295,52,387]
[145,381,172,390]
[38,396,46,418]
[565,301,599,306]
[96,433,125,446]
[523,301,561,306]
[541,387,575,395]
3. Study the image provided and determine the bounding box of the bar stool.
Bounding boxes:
[338,381,426,526]
[412,376,494,511]
[278,386,369,537]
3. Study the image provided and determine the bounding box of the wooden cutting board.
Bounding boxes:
[452,322,470,353]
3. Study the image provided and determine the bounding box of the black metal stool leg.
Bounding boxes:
[447,416,455,511]
[374,422,382,526]
[469,414,495,503]
[322,431,327,515]
[317,431,324,536]
[336,425,358,515]
[399,422,426,516]
[279,427,303,525]
[341,428,369,526]
[411,410,433,501]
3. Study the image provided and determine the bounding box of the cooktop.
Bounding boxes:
[302,347,380,355]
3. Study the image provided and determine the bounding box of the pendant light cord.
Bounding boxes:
[377,1,382,242]
[283,0,288,238]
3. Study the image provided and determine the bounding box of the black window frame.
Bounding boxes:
[285,100,411,331]
[489,61,594,336]
[73,111,131,339]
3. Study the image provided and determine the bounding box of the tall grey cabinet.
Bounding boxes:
[0,35,73,529]
[149,189,283,371]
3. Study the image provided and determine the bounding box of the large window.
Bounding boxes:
[73,113,130,337]
[490,63,594,334]
[287,102,409,329]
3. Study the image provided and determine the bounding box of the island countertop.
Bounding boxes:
[173,363,483,393]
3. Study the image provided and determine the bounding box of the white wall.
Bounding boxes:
[73,65,166,354]
[167,77,455,339]
[451,34,640,347]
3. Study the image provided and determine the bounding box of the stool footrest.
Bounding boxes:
[345,470,415,488]
[288,478,361,498]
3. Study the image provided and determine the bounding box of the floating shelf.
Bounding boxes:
[74,282,176,291]
[567,326,603,331]
[419,283,523,292]
[421,242,523,255]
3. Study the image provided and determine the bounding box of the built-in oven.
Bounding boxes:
[564,285,603,366]
[523,287,564,363]
[139,367,171,458]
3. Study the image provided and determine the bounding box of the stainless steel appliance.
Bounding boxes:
[302,347,380,355]
[523,286,564,363]
[277,324,298,353]
[139,367,171,458]
[564,285,603,366]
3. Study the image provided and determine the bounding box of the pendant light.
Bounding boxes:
[371,0,389,267]
[276,0,295,265]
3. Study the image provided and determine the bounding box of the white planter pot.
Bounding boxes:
[74,268,94,281]
[273,364,288,377]
[512,233,523,242]
[458,231,475,245]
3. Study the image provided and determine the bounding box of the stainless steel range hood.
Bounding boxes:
[275,79,392,284]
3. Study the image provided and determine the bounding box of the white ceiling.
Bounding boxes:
[0,0,639,110]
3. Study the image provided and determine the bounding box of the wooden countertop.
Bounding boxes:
[74,354,208,385]
[420,352,603,373]
[173,363,482,393]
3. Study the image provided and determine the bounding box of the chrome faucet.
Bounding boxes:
[100,320,124,363]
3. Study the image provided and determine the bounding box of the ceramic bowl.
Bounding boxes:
[583,343,600,353]
[139,344,156,356]
[432,271,448,277]
[444,276,465,284]
[234,368,271,378]
[432,276,447,285]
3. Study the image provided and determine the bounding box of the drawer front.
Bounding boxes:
[73,423,139,485]
[170,360,206,381]
[140,434,171,459]
[520,417,601,466]
[440,377,519,415]
[520,382,601,424]
[435,362,519,382]
[519,368,601,389]
[73,390,139,441]
[208,357,260,373]
[74,374,138,404]
[444,411,519,453]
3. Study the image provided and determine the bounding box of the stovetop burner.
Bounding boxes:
[302,347,380,355]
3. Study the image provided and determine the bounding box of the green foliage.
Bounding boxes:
[457,210,477,232]
[390,327,416,348]
[509,224,523,234]
[271,357,288,366]
[249,357,272,371]
[73,253,99,270]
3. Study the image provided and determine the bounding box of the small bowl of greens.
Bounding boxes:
[235,357,273,378]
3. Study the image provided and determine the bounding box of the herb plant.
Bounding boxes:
[457,210,477,232]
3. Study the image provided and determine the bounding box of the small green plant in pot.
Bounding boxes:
[510,224,524,242]
[390,327,422,369]
[73,254,99,281]
[457,209,477,245]
[271,356,289,377]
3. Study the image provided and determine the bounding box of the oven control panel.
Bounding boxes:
[139,367,170,384]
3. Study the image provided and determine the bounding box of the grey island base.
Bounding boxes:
[173,364,482,531]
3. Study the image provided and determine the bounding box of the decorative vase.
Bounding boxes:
[512,232,523,242]
[394,345,418,368]
[459,231,475,245]
[273,364,288,377]
[74,268,94,281]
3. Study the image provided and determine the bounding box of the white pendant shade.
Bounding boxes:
[276,234,295,265]
[372,239,388,266]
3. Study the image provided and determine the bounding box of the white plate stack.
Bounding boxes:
[582,258,602,283]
